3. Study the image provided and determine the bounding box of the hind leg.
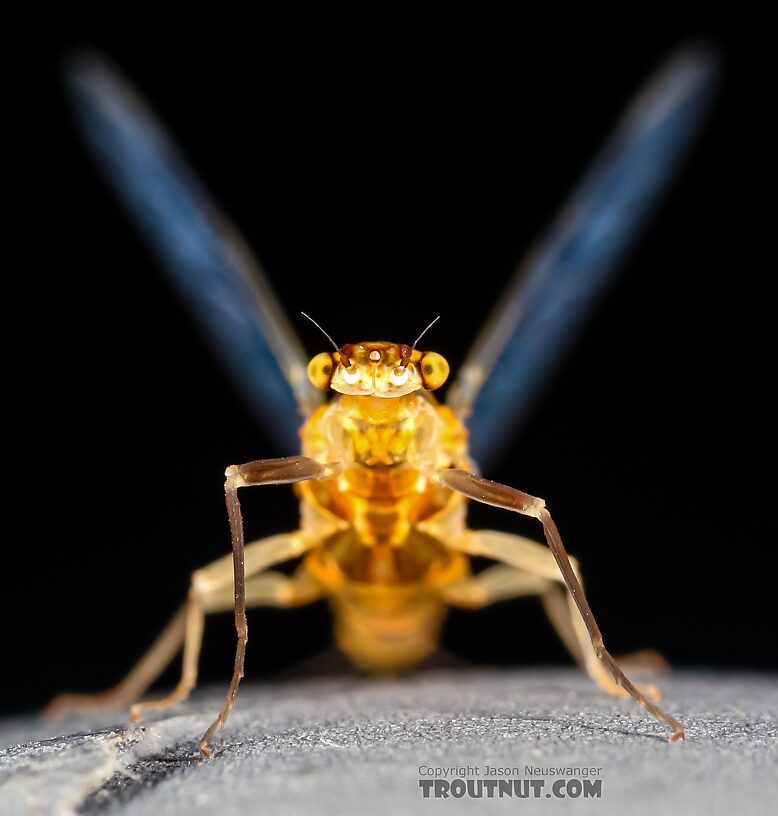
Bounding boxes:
[439,530,662,702]
[44,605,188,719]
[132,556,323,719]
[45,531,319,720]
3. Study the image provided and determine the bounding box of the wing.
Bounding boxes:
[447,43,720,470]
[63,52,323,453]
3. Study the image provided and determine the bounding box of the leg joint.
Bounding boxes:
[190,570,214,601]
[224,465,247,491]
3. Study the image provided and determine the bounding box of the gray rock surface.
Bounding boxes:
[0,668,776,815]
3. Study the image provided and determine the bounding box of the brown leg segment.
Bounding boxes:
[437,468,684,743]
[199,455,339,759]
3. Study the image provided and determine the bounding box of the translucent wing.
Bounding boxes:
[447,44,720,469]
[64,53,322,452]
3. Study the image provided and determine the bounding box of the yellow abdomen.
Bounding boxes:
[304,527,469,672]
[332,583,447,672]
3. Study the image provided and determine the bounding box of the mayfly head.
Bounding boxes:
[307,341,449,397]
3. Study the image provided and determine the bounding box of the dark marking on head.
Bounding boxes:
[339,344,354,367]
[398,343,413,368]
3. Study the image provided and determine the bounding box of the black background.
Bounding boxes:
[3,21,775,716]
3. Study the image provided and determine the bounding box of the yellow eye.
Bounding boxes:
[342,365,361,385]
[419,352,449,390]
[389,366,408,386]
[307,352,335,390]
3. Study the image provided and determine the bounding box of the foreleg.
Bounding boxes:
[199,455,339,757]
[435,468,683,742]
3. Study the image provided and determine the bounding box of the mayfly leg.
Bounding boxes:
[199,455,340,758]
[129,532,322,722]
[435,468,684,742]
[43,607,188,719]
[436,530,662,702]
[44,533,326,722]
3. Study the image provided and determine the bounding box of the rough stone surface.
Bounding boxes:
[0,668,776,815]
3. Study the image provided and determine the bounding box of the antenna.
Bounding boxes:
[301,312,339,352]
[412,315,441,349]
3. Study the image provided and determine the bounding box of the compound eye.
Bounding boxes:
[389,366,409,386]
[342,365,362,385]
[419,352,449,390]
[307,352,335,390]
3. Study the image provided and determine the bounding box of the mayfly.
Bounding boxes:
[46,45,719,757]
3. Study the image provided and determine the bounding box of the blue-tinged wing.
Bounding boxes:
[64,53,322,452]
[447,44,720,470]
